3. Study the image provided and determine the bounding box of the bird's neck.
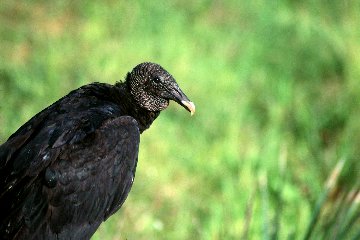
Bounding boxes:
[112,82,160,133]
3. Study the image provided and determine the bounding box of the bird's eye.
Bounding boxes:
[153,76,162,83]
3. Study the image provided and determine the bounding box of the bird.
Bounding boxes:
[0,62,195,240]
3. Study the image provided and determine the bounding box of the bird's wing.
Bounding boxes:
[0,115,140,239]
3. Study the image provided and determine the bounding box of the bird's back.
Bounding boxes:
[0,83,140,239]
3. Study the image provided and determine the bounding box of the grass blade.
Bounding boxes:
[303,158,346,240]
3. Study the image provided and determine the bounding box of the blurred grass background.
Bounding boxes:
[1,0,359,239]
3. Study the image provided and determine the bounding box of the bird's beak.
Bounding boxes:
[170,87,196,116]
[181,100,196,116]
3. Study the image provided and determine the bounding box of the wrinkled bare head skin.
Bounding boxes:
[127,62,195,114]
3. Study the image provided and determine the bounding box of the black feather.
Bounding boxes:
[0,62,194,240]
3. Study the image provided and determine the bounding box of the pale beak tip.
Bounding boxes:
[181,101,196,116]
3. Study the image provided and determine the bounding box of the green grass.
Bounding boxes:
[1,0,359,239]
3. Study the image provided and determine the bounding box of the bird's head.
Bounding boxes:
[126,62,195,115]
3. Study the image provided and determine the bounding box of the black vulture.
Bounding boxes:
[0,62,195,240]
